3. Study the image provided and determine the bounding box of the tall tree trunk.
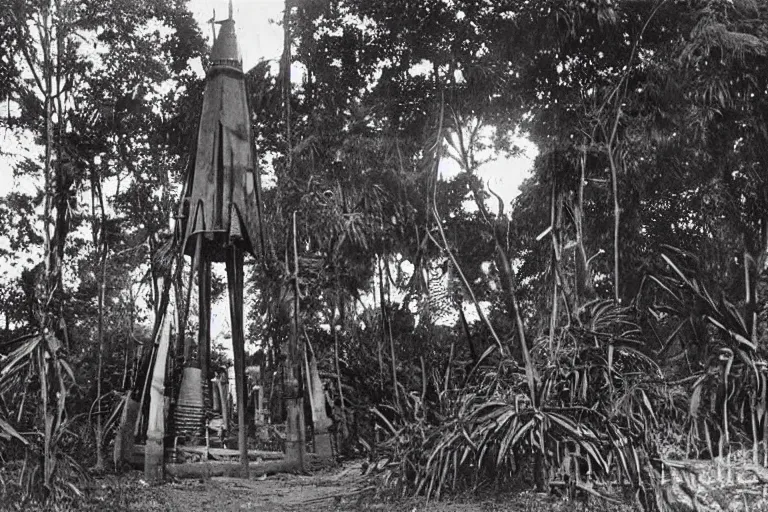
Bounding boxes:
[91,167,109,471]
[282,0,306,471]
[548,180,560,353]
[94,244,108,470]
[331,275,347,441]
[12,3,78,490]
[608,146,621,303]
[572,144,594,304]
[333,320,346,440]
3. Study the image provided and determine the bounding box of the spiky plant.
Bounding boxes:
[0,331,85,505]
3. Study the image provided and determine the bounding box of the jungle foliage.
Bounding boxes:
[0,0,767,510]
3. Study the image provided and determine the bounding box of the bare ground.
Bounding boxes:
[76,460,635,512]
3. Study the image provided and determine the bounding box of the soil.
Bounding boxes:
[76,460,633,512]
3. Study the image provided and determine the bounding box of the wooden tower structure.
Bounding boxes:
[175,1,263,475]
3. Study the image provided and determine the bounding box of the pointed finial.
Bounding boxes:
[210,1,242,69]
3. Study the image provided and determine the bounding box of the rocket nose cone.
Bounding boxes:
[211,19,241,68]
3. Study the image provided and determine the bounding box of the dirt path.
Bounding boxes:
[84,460,631,512]
[125,462,372,511]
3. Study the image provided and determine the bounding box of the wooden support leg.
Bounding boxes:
[198,257,212,408]
[225,245,248,477]
[183,233,204,364]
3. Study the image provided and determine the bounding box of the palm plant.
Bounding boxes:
[369,299,675,507]
[648,247,766,474]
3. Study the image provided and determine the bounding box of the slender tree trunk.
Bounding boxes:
[372,264,384,387]
[92,167,109,471]
[573,145,594,304]
[94,240,108,471]
[333,321,346,439]
[283,0,292,171]
[548,180,559,353]
[331,276,347,440]
[378,256,399,408]
[609,150,621,303]
[448,121,533,388]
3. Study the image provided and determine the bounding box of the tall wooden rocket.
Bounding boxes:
[178,0,263,474]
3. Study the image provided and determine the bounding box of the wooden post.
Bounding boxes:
[305,345,333,462]
[285,212,306,470]
[198,257,212,406]
[144,309,173,481]
[226,245,248,476]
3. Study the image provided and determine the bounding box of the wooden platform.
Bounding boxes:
[130,444,326,479]
[166,459,299,479]
[133,443,285,462]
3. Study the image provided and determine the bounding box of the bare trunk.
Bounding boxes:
[609,148,621,303]
[333,324,346,438]
[372,268,384,386]
[93,169,109,471]
[94,242,108,471]
[548,181,559,353]
[573,145,594,304]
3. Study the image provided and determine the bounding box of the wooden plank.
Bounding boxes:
[144,310,173,481]
[176,446,284,461]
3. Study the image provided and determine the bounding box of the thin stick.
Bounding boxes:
[426,226,503,354]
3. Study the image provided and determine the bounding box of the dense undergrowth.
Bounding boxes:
[367,250,768,511]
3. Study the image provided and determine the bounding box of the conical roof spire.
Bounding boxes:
[210,0,241,70]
